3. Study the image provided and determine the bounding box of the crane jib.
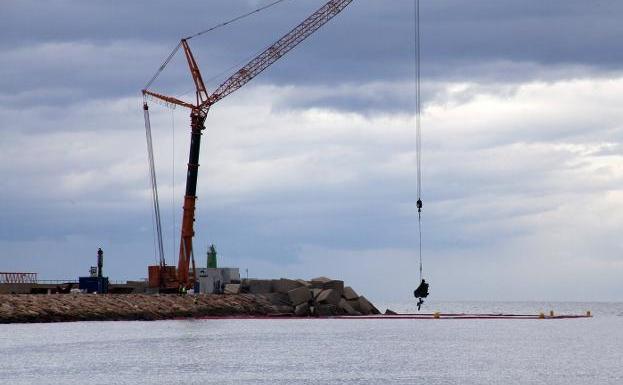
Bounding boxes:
[143,0,357,289]
[206,0,355,107]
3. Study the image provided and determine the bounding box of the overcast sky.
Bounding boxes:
[1,0,622,303]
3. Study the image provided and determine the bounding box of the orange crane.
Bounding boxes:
[143,0,355,290]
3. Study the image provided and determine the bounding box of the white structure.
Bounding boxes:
[193,268,240,294]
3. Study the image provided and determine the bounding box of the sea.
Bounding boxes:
[0,301,621,385]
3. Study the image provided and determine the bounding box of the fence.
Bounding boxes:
[0,272,38,284]
[0,274,127,285]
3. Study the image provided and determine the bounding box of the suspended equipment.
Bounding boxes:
[413,0,429,310]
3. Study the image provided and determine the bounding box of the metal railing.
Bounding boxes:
[37,280,129,285]
[35,280,79,285]
[0,272,38,284]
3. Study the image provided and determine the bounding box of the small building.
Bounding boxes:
[193,268,240,294]
[78,276,109,294]
[79,248,109,293]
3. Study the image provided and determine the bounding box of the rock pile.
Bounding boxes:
[240,276,381,316]
[0,277,381,324]
[0,293,275,324]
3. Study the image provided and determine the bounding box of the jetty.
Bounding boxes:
[0,277,384,324]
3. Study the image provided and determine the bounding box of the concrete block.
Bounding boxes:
[223,284,240,294]
[316,304,337,316]
[310,276,331,288]
[288,286,311,306]
[358,296,380,315]
[322,281,343,299]
[311,288,322,299]
[296,279,311,287]
[342,286,359,300]
[272,278,304,294]
[347,299,362,312]
[323,280,344,291]
[247,279,273,294]
[311,276,331,283]
[370,303,381,315]
[311,279,343,297]
[316,289,341,306]
[263,293,291,306]
[339,299,361,316]
[294,303,310,317]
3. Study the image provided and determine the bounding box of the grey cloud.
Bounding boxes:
[1,1,622,301]
[2,0,623,108]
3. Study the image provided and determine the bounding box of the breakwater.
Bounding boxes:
[0,277,381,324]
[0,294,275,323]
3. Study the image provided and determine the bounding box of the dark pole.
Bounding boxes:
[97,248,103,278]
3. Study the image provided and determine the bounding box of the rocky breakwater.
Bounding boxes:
[0,293,276,324]
[237,276,381,317]
[0,277,381,324]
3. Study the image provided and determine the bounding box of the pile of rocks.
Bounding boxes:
[229,277,381,317]
[0,293,276,324]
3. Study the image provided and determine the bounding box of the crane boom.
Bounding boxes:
[182,39,209,106]
[205,0,354,107]
[143,90,195,110]
[143,0,356,290]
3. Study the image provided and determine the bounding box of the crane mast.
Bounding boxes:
[143,0,355,289]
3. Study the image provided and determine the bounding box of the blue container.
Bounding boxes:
[79,277,109,293]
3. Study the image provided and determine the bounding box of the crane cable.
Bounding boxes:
[171,109,177,269]
[184,0,290,40]
[415,0,424,282]
[143,0,291,91]
[143,101,166,267]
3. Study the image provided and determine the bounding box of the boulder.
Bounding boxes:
[288,286,311,306]
[223,284,240,294]
[322,280,344,292]
[316,289,341,306]
[347,299,362,312]
[272,279,304,294]
[296,279,311,287]
[358,296,381,315]
[316,304,337,316]
[310,276,331,288]
[339,298,361,316]
[247,279,273,294]
[311,276,331,283]
[318,280,343,299]
[342,286,359,300]
[263,293,291,306]
[311,288,322,299]
[294,303,310,317]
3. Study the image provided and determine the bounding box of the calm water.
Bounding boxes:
[1,301,622,385]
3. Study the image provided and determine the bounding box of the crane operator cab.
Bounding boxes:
[413,279,429,311]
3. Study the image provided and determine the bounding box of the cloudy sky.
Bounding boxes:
[1,0,621,303]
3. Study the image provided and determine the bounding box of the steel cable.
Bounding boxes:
[143,0,292,91]
[414,0,423,281]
